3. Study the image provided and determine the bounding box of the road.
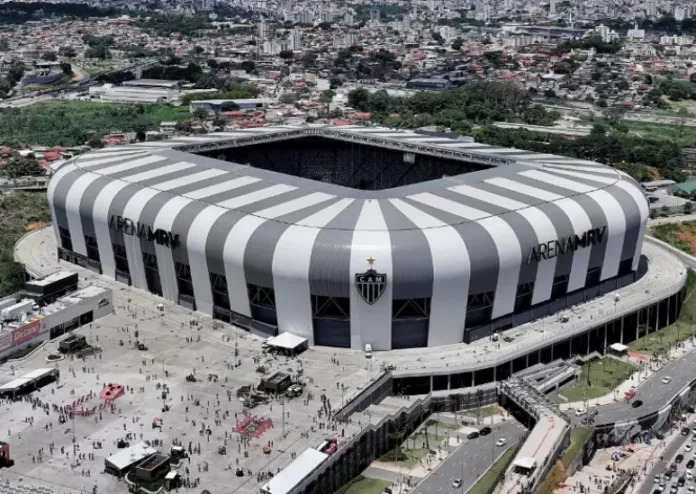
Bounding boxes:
[572,352,696,426]
[411,421,526,494]
[638,428,696,494]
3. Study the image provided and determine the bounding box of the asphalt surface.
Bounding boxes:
[573,352,696,426]
[412,421,527,494]
[639,428,696,494]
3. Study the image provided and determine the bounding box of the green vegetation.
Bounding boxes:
[535,460,566,494]
[0,1,121,24]
[650,222,696,255]
[561,428,593,467]
[463,405,500,418]
[474,124,684,182]
[334,476,391,494]
[553,357,635,403]
[379,430,445,468]
[623,120,696,148]
[180,83,260,105]
[468,444,520,494]
[536,428,592,494]
[0,192,51,297]
[348,82,560,133]
[629,270,696,356]
[0,102,190,147]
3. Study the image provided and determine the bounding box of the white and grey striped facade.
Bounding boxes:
[47,125,649,350]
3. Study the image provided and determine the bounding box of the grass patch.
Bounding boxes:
[334,476,390,494]
[468,444,520,494]
[0,101,191,147]
[629,269,696,356]
[561,428,592,467]
[623,120,696,148]
[553,357,635,403]
[463,405,500,418]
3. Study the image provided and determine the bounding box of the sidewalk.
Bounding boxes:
[559,338,696,412]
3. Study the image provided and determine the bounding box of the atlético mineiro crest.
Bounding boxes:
[355,257,387,305]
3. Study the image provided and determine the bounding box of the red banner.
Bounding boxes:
[11,319,42,346]
[627,351,648,361]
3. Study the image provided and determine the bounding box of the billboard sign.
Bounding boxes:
[11,319,43,347]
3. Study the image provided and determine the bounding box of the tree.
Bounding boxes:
[60,62,73,77]
[240,60,255,74]
[279,50,294,60]
[193,45,205,56]
[1,157,45,178]
[58,46,76,58]
[192,108,208,120]
[42,51,57,62]
[451,37,463,50]
[0,38,8,52]
[347,88,370,111]
[544,89,557,98]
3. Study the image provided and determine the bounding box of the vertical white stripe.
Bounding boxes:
[478,216,522,318]
[515,208,558,305]
[96,155,167,176]
[92,180,130,278]
[224,193,336,317]
[122,188,161,290]
[272,199,355,344]
[183,176,262,200]
[121,161,197,183]
[448,183,529,210]
[216,184,296,209]
[520,170,595,193]
[390,199,470,346]
[615,180,649,271]
[153,196,193,303]
[349,201,393,350]
[542,168,617,184]
[485,177,563,201]
[65,173,101,256]
[154,169,229,192]
[407,192,489,220]
[554,198,593,291]
[78,151,149,167]
[47,163,77,242]
[587,190,626,280]
[187,206,229,316]
[406,195,521,319]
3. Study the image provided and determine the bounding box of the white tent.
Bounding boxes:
[267,333,308,353]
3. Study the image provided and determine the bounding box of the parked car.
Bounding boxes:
[676,455,684,464]
[686,459,694,469]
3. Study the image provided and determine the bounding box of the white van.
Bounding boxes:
[364,344,372,359]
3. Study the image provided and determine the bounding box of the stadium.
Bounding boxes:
[47,125,648,350]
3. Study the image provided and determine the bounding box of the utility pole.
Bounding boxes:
[281,397,285,438]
